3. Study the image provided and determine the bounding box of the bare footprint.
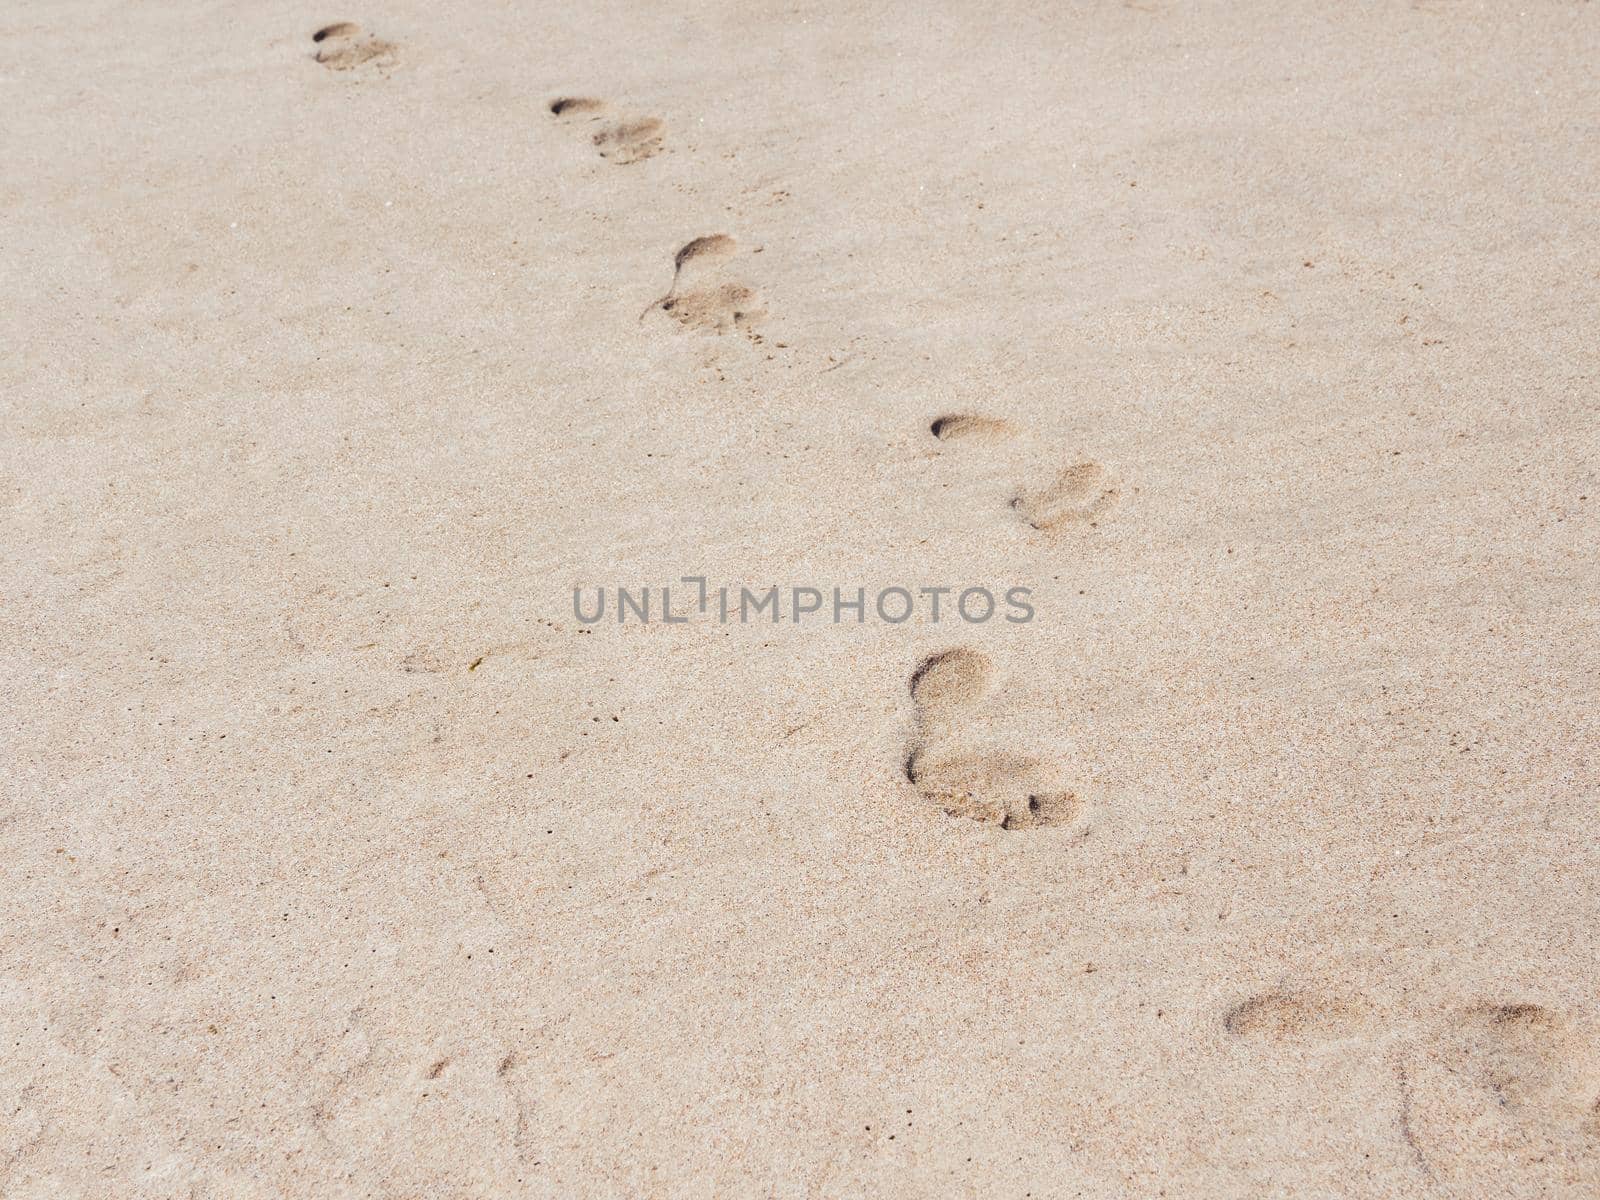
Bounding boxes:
[312,22,397,71]
[594,117,665,164]
[1011,461,1120,530]
[928,417,1120,533]
[908,647,994,729]
[1398,1002,1600,1189]
[903,649,1082,832]
[670,235,739,283]
[1445,1004,1600,1129]
[662,283,765,334]
[547,99,664,164]
[909,749,1081,829]
[1223,991,1371,1043]
[645,235,766,338]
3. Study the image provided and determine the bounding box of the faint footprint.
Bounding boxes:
[1011,461,1120,530]
[644,234,767,337]
[1225,991,1600,1186]
[1397,1001,1600,1189]
[1223,990,1372,1043]
[928,416,1120,534]
[1444,1003,1600,1129]
[903,649,1081,831]
[594,117,665,164]
[312,22,397,71]
[548,98,664,164]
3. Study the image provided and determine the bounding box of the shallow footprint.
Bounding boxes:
[1446,1003,1600,1127]
[1011,461,1119,530]
[909,748,1079,830]
[908,647,994,731]
[594,117,665,164]
[312,22,397,71]
[548,99,665,164]
[928,419,1119,533]
[1223,991,1371,1044]
[662,283,765,334]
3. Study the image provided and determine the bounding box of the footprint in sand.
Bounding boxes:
[1011,461,1120,530]
[1388,1002,1600,1188]
[644,234,767,338]
[311,22,397,71]
[929,413,1120,533]
[1440,1003,1600,1135]
[902,648,1082,831]
[1224,991,1600,1185]
[1222,990,1372,1044]
[548,97,664,164]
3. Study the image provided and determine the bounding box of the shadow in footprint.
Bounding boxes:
[930,414,1016,443]
[548,96,605,116]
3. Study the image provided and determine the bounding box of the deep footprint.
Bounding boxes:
[312,22,397,71]
[903,649,1080,831]
[548,96,605,117]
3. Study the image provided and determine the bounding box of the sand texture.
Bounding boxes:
[3,2,1599,1196]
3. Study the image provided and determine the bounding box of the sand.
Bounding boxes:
[3,1,1598,1196]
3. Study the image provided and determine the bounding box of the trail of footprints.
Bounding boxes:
[544,98,769,337]
[1224,989,1600,1178]
[310,36,754,334]
[297,32,1597,1190]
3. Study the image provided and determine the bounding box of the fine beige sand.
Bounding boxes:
[4,2,1599,1196]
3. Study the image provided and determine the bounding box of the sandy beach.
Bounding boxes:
[3,2,1598,1195]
